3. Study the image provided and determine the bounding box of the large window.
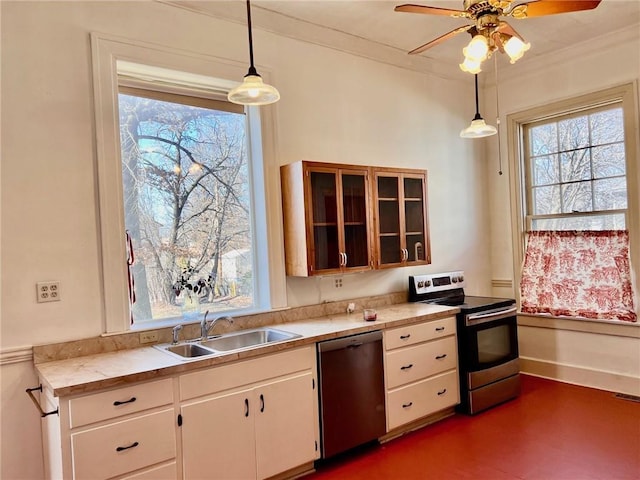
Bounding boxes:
[118,87,254,324]
[524,104,627,231]
[91,35,281,332]
[509,83,640,322]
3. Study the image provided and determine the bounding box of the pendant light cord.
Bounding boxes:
[246,0,258,76]
[495,56,503,175]
[473,74,482,120]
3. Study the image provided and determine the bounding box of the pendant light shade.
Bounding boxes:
[227,0,280,106]
[460,74,497,139]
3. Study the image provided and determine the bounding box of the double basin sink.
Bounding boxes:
[156,327,301,360]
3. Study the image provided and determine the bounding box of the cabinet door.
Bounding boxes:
[181,389,256,480]
[374,169,430,268]
[254,372,317,480]
[402,173,429,265]
[307,168,341,273]
[339,169,372,272]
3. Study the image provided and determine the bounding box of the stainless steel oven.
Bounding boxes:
[409,271,520,414]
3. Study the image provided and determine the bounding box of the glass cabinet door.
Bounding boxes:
[310,171,340,271]
[403,176,427,263]
[376,175,402,265]
[341,172,370,269]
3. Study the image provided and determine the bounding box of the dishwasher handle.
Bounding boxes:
[318,330,382,353]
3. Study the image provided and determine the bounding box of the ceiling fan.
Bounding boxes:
[395,0,602,73]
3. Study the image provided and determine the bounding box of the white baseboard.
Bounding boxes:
[520,356,640,396]
[0,346,33,365]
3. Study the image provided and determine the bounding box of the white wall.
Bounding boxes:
[484,25,640,396]
[1,1,486,477]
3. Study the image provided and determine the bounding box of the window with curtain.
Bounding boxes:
[513,84,639,323]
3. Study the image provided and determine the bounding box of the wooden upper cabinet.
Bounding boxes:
[281,161,373,276]
[373,168,431,268]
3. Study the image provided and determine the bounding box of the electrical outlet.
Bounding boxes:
[334,278,343,288]
[36,281,60,303]
[139,331,159,344]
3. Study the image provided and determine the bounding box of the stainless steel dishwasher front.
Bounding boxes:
[317,330,386,458]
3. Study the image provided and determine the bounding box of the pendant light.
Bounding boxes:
[227,0,280,106]
[460,74,497,139]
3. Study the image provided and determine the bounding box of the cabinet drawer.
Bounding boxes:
[68,378,173,428]
[385,336,457,389]
[384,316,455,350]
[120,461,177,480]
[180,346,315,400]
[71,408,176,480]
[386,371,459,431]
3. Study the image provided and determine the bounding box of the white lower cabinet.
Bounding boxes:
[179,346,319,480]
[40,378,177,480]
[383,317,460,432]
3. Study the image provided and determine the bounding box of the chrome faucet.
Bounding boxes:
[171,324,183,345]
[200,311,234,340]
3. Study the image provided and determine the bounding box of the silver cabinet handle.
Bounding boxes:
[343,252,348,266]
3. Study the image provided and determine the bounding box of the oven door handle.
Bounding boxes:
[466,306,517,326]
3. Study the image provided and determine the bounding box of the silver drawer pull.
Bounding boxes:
[400,364,413,370]
[116,441,139,452]
[435,326,445,331]
[435,354,447,360]
[113,397,136,406]
[437,389,447,396]
[402,402,413,408]
[399,334,411,340]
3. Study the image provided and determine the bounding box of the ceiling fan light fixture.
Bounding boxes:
[227,0,280,106]
[460,56,482,74]
[463,34,489,62]
[503,35,531,64]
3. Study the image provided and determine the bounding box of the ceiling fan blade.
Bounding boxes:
[496,21,524,41]
[509,0,601,19]
[408,25,474,55]
[395,4,469,18]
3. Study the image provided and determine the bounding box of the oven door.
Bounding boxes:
[462,306,518,372]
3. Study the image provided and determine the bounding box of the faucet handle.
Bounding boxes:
[171,324,183,344]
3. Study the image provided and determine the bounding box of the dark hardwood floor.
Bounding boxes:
[309,375,640,480]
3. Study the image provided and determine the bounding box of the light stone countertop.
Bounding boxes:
[36,302,459,398]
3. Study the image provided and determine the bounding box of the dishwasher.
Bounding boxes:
[317,330,386,458]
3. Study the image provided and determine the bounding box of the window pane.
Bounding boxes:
[561,181,593,213]
[532,185,561,214]
[594,177,628,210]
[531,213,626,231]
[119,93,252,323]
[558,115,589,151]
[529,123,557,156]
[592,143,626,178]
[560,149,591,182]
[531,155,559,186]
[590,107,624,145]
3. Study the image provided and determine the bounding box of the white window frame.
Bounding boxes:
[508,82,640,320]
[91,33,287,333]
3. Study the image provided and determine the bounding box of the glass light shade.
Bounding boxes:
[459,57,483,74]
[463,35,489,62]
[227,74,280,106]
[504,36,531,64]
[460,118,498,138]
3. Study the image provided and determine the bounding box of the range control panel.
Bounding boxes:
[410,270,465,295]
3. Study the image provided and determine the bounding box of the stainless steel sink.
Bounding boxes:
[164,343,215,358]
[201,328,301,352]
[155,327,301,359]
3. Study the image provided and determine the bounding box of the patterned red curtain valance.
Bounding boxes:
[520,230,637,322]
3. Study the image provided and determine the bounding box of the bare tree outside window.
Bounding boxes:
[118,92,253,323]
[525,105,627,231]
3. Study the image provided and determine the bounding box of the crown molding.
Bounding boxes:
[158,0,465,81]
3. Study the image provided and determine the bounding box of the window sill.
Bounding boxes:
[517,312,640,339]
